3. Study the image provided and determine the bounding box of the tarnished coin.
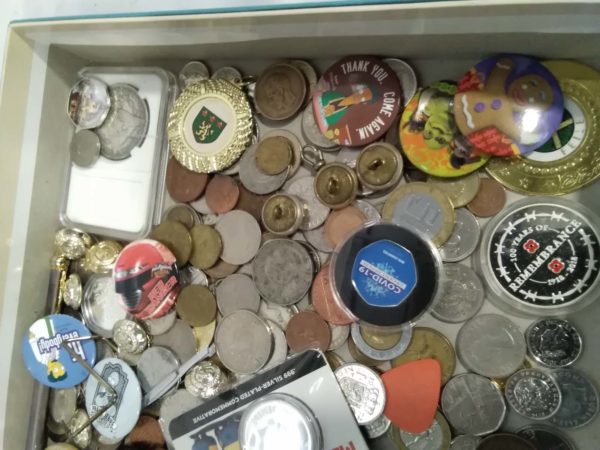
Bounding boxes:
[505,369,562,420]
[526,318,582,368]
[286,311,331,352]
[353,323,412,361]
[240,141,289,194]
[328,323,350,351]
[441,373,506,436]
[153,319,197,363]
[166,157,209,203]
[431,264,484,323]
[215,273,260,315]
[255,135,293,175]
[383,58,418,106]
[215,310,273,374]
[258,301,296,330]
[254,62,306,121]
[364,414,391,440]
[205,175,240,214]
[347,337,380,367]
[85,240,122,274]
[188,224,222,270]
[357,142,403,191]
[211,66,242,84]
[391,327,455,384]
[549,368,599,428]
[450,435,481,450]
[324,206,367,249]
[286,176,330,231]
[353,199,381,222]
[396,411,451,450]
[236,185,269,223]
[261,320,288,372]
[253,239,314,306]
[55,228,93,260]
[382,182,455,246]
[265,129,303,176]
[214,210,261,265]
[67,77,111,130]
[143,309,177,336]
[112,319,149,355]
[466,178,506,217]
[164,204,200,230]
[82,274,128,337]
[517,425,575,450]
[303,226,334,254]
[179,61,210,88]
[179,266,209,287]
[151,220,192,267]
[137,347,180,395]
[439,208,480,262]
[193,320,216,352]
[63,273,83,309]
[204,259,239,280]
[477,434,536,450]
[70,130,101,167]
[290,59,317,104]
[426,173,480,208]
[184,360,228,399]
[301,103,338,150]
[334,363,386,425]
[176,285,217,327]
[456,314,526,378]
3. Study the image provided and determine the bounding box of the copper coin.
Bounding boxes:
[189,224,222,270]
[285,311,331,352]
[125,415,165,448]
[150,220,192,266]
[176,284,217,327]
[237,185,269,223]
[205,175,240,214]
[467,178,507,218]
[255,62,307,121]
[166,157,209,202]
[311,266,355,325]
[204,259,239,280]
[255,136,293,175]
[324,206,367,248]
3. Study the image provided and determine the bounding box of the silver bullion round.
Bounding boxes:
[328,323,350,351]
[525,318,582,368]
[136,346,180,395]
[261,320,288,372]
[334,363,386,425]
[353,200,381,222]
[303,225,333,253]
[70,130,101,167]
[350,322,413,361]
[441,373,506,436]
[112,319,149,354]
[439,208,480,262]
[505,369,562,420]
[286,176,331,230]
[253,239,314,305]
[456,313,526,378]
[215,310,273,374]
[142,308,177,336]
[184,360,228,399]
[382,58,418,106]
[549,368,599,428]
[95,83,149,161]
[363,414,391,439]
[153,319,197,363]
[450,435,481,450]
[212,66,243,84]
[517,425,575,450]
[179,61,210,88]
[215,273,261,315]
[214,210,262,265]
[240,142,289,195]
[301,103,339,150]
[258,301,296,330]
[431,263,484,323]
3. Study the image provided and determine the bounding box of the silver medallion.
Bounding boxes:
[82,274,128,338]
[136,347,180,396]
[301,103,339,150]
[439,208,480,262]
[212,66,243,84]
[431,263,484,323]
[261,320,289,372]
[70,130,101,167]
[184,360,228,399]
[456,314,526,378]
[382,58,418,106]
[253,239,314,306]
[112,319,149,355]
[334,363,386,425]
[285,176,330,230]
[63,273,83,309]
[350,323,412,361]
[505,369,562,420]
[549,368,599,428]
[363,414,391,439]
[441,373,506,436]
[328,323,350,351]
[153,319,197,363]
[517,425,575,450]
[526,318,582,368]
[353,199,381,222]
[215,273,261,315]
[303,225,333,253]
[142,308,177,336]
[214,210,262,265]
[240,142,289,194]
[450,435,482,450]
[179,61,210,88]
[67,77,111,130]
[258,300,296,330]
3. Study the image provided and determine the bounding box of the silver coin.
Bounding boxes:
[286,176,330,230]
[456,314,526,378]
[153,319,197,363]
[439,208,480,262]
[142,308,177,336]
[215,273,261,315]
[353,199,381,222]
[49,387,78,425]
[386,193,445,241]
[364,414,391,439]
[517,425,575,450]
[261,320,288,372]
[202,213,221,226]
[112,319,149,354]
[189,195,215,215]
[237,262,254,278]
[184,360,228,399]
[214,210,262,265]
[95,84,149,161]
[441,373,506,436]
[383,58,418,106]
[505,369,562,420]
[398,413,450,450]
[70,130,101,167]
[67,77,111,130]
[240,142,289,194]
[159,389,204,447]
[117,346,142,366]
[179,61,210,88]
[549,368,599,428]
[263,129,303,176]
[450,435,481,450]
[295,239,321,274]
[301,103,339,150]
[215,310,273,374]
[350,322,413,361]
[178,266,209,288]
[258,300,296,330]
[136,346,180,395]
[334,363,386,425]
[336,146,360,168]
[526,318,582,368]
[81,274,128,337]
[63,273,83,309]
[303,225,333,253]
[212,66,243,84]
[431,263,484,323]
[328,323,350,351]
[253,239,314,306]
[221,156,242,175]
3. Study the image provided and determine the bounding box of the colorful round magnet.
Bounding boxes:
[400,82,490,177]
[22,314,96,389]
[454,54,564,156]
[312,55,401,147]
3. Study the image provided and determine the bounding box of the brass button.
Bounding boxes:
[357,142,403,191]
[314,163,358,209]
[261,193,306,236]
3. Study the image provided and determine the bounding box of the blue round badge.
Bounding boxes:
[22,314,96,388]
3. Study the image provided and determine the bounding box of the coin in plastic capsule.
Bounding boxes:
[356,142,403,191]
[261,193,307,236]
[67,77,111,130]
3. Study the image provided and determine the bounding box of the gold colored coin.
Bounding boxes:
[193,320,217,351]
[261,193,304,236]
[151,220,193,267]
[54,228,93,260]
[165,204,199,230]
[189,224,222,269]
[314,163,358,209]
[176,285,217,327]
[348,334,381,367]
[85,240,123,274]
[490,358,532,392]
[255,136,293,175]
[381,182,455,246]
[356,142,403,190]
[360,325,403,351]
[324,351,345,371]
[426,172,481,208]
[391,327,455,384]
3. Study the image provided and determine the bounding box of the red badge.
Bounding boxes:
[523,238,540,254]
[548,258,566,274]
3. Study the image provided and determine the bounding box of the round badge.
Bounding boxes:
[85,358,142,441]
[454,54,564,156]
[477,197,600,316]
[22,314,96,388]
[113,239,180,320]
[312,55,401,147]
[400,82,490,177]
[67,77,111,130]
